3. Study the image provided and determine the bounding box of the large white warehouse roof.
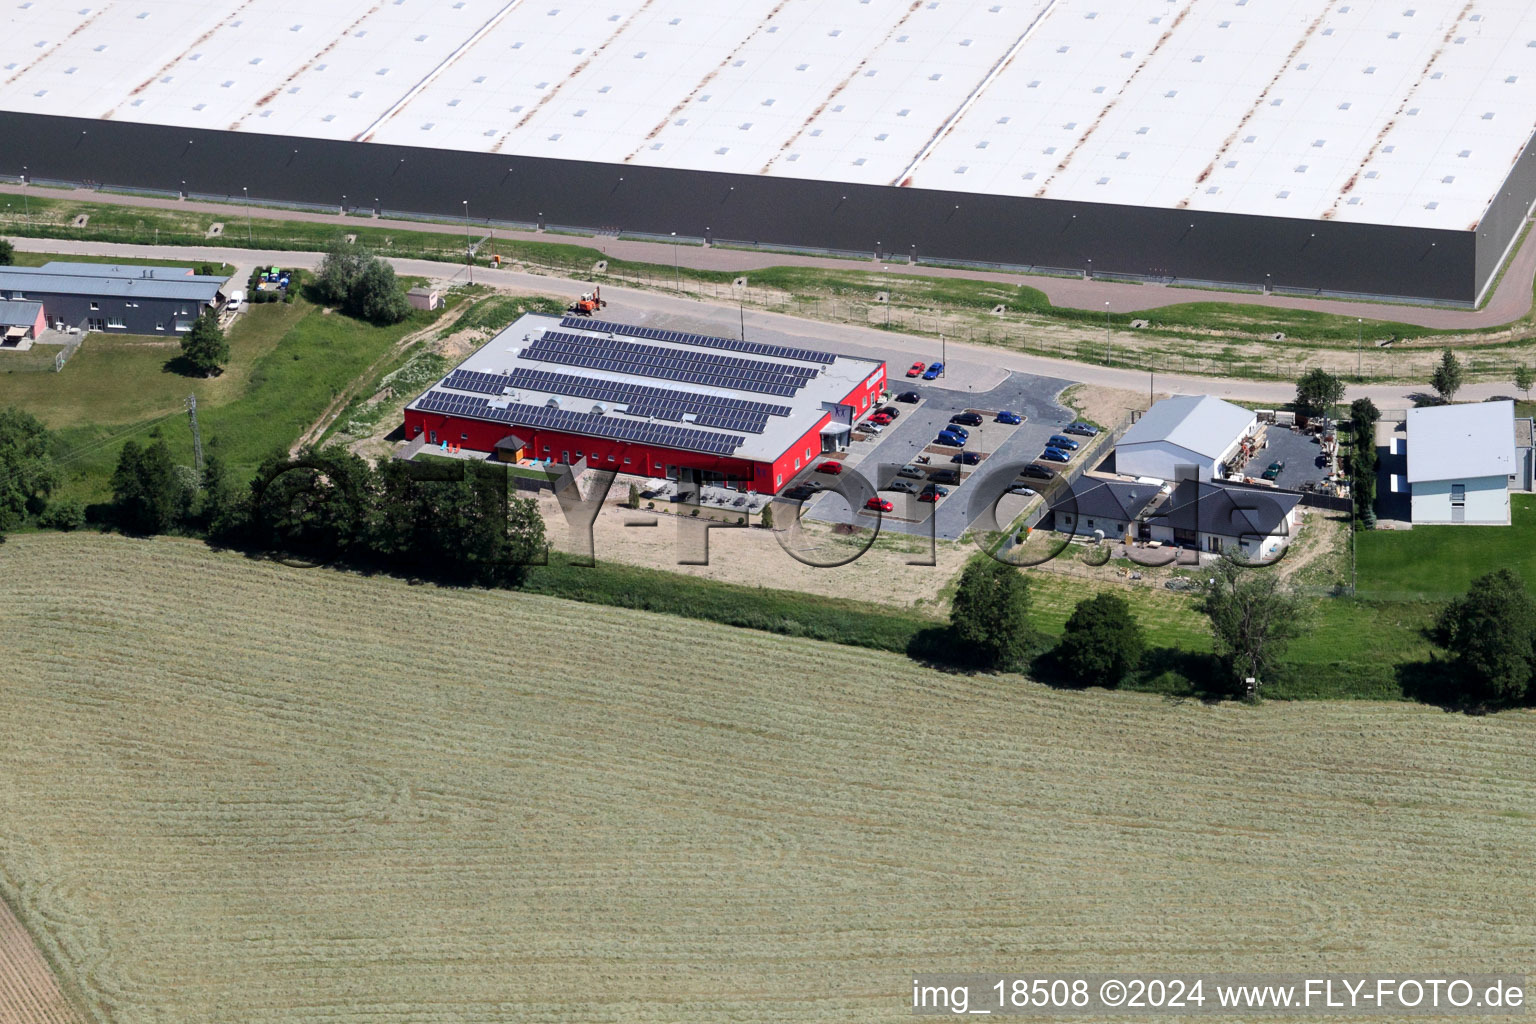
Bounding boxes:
[4,0,1534,231]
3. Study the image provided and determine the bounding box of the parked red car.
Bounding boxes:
[906,361,926,377]
[864,497,894,512]
[815,461,843,475]
[870,412,893,425]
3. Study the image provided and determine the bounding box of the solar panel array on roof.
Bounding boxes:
[414,389,745,456]
[442,369,516,396]
[560,316,838,365]
[507,368,785,434]
[524,330,814,398]
[440,367,787,433]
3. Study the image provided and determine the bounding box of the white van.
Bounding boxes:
[226,290,244,312]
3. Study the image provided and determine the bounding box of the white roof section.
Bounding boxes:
[1406,400,1515,483]
[1117,394,1256,460]
[5,1,1536,230]
[413,312,884,463]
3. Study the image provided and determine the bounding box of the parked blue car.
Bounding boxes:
[935,432,967,447]
[943,425,969,440]
[1039,447,1072,463]
[922,362,945,380]
[1046,434,1080,451]
[996,410,1022,424]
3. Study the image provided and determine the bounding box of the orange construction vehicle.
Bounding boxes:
[567,286,606,316]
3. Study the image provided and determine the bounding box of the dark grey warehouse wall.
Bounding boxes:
[0,110,1490,303]
[1475,129,1536,304]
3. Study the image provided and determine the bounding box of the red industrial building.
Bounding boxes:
[404,314,887,494]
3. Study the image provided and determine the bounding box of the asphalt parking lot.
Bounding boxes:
[1240,424,1330,491]
[798,371,1079,540]
[602,306,1083,539]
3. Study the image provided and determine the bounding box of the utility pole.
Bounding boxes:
[1357,318,1363,379]
[463,199,472,285]
[671,231,680,292]
[185,393,204,478]
[243,185,251,244]
[1104,301,1111,364]
[941,333,946,377]
[739,299,745,341]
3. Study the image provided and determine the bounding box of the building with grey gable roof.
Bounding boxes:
[0,262,227,335]
[1114,395,1257,483]
[1145,479,1301,560]
[1051,477,1162,541]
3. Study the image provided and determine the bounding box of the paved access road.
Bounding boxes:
[1,182,1531,329]
[10,236,1528,410]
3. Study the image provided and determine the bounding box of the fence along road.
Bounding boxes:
[7,236,1528,409]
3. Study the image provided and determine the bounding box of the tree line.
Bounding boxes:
[110,440,546,586]
[947,555,1303,700]
[946,550,1536,710]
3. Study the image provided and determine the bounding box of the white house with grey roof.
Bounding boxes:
[1407,401,1516,525]
[1114,395,1257,483]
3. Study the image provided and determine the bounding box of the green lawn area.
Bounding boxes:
[0,295,449,504]
[1356,494,1536,600]
[0,302,303,429]
[1024,569,1212,651]
[1132,300,1438,342]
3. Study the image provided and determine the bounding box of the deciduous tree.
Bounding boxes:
[1055,592,1145,687]
[1430,350,1464,404]
[950,558,1035,669]
[315,239,369,307]
[1294,368,1346,418]
[180,308,229,376]
[1435,568,1536,704]
[110,436,188,535]
[1515,365,1535,402]
[1200,555,1304,694]
[349,259,410,325]
[0,406,58,531]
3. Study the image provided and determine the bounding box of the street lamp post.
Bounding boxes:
[463,200,472,284]
[242,186,251,244]
[1104,301,1111,364]
[21,166,27,224]
[941,333,946,378]
[1357,318,1363,379]
[671,231,679,292]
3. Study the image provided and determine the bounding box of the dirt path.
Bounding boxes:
[0,897,86,1024]
[287,302,472,457]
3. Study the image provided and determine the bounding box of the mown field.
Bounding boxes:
[0,899,83,1024]
[2,533,1534,1023]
